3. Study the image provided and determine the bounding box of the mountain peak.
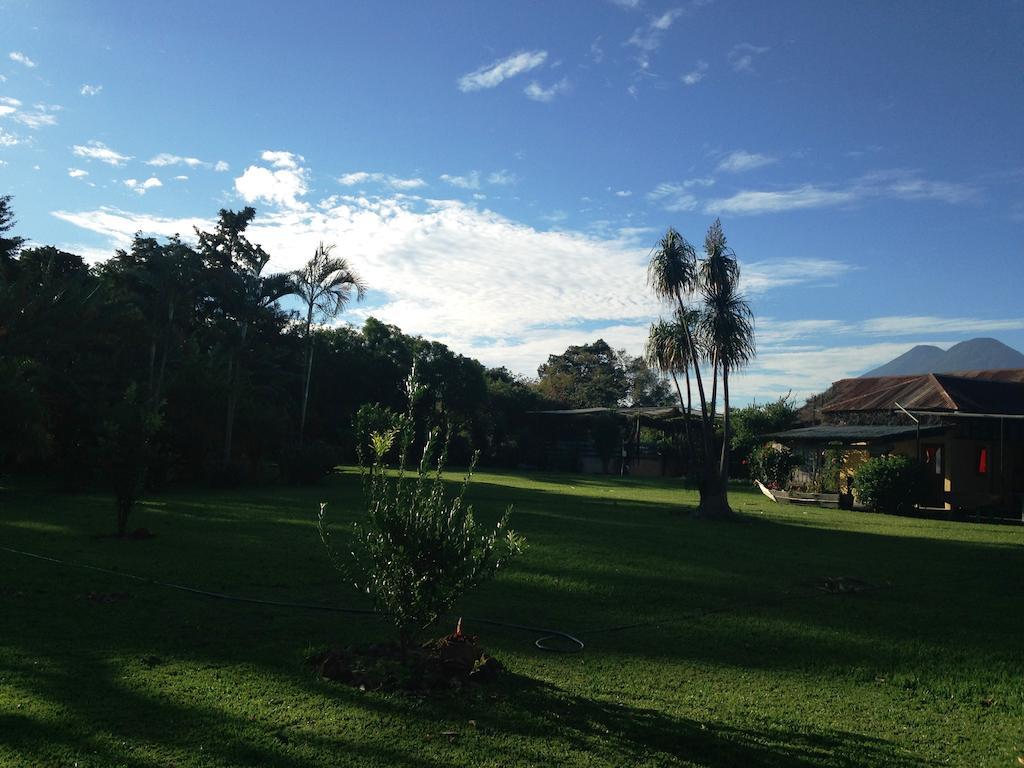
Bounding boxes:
[862,338,1024,377]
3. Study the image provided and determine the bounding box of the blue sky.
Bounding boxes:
[2,0,1023,401]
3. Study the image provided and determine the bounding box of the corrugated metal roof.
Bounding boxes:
[768,425,947,443]
[823,369,1024,415]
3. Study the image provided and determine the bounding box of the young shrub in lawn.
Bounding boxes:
[852,454,922,514]
[318,371,524,652]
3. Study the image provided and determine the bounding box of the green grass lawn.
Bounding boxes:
[1,468,1021,767]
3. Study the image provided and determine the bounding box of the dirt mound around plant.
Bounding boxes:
[308,621,504,693]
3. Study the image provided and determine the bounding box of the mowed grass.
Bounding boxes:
[1,469,1022,768]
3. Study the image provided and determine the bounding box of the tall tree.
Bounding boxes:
[699,221,754,487]
[647,220,755,518]
[291,243,366,444]
[197,208,293,466]
[537,339,628,408]
[0,194,25,282]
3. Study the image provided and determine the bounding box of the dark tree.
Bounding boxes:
[537,339,629,408]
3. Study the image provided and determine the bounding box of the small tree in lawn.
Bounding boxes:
[318,369,524,652]
[99,384,161,537]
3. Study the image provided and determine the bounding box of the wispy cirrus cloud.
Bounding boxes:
[338,171,426,190]
[146,153,208,168]
[627,8,684,54]
[728,43,769,73]
[647,178,715,212]
[524,78,569,102]
[458,50,547,92]
[440,171,480,190]
[1,98,60,129]
[80,84,102,96]
[681,60,708,85]
[67,168,88,178]
[705,170,979,215]
[716,150,777,173]
[72,140,132,166]
[8,51,36,68]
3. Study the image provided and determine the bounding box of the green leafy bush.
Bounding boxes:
[853,454,921,514]
[319,371,524,648]
[749,443,801,489]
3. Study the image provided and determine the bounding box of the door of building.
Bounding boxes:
[922,444,945,507]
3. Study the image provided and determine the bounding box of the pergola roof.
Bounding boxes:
[529,405,701,421]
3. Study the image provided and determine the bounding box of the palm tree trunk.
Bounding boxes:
[719,365,730,481]
[669,370,691,461]
[299,308,313,445]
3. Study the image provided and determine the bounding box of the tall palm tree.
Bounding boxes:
[648,220,755,519]
[646,229,711,432]
[697,220,754,516]
[292,243,366,444]
[645,312,700,461]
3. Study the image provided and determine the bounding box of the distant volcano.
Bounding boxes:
[862,338,1024,377]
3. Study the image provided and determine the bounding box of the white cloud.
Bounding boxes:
[3,100,60,130]
[146,153,207,168]
[261,150,303,169]
[608,0,641,7]
[706,185,854,215]
[857,170,978,204]
[235,164,309,209]
[338,171,425,190]
[339,171,372,186]
[458,50,547,92]
[729,43,769,73]
[0,96,21,117]
[651,8,683,30]
[50,184,875,385]
[9,51,36,68]
[647,179,713,211]
[72,140,132,166]
[68,168,88,178]
[681,60,708,85]
[389,176,426,190]
[524,78,569,102]
[123,177,162,195]
[440,171,481,190]
[615,190,632,197]
[857,315,1024,337]
[706,171,977,216]
[487,170,517,186]
[627,8,683,52]
[742,259,855,293]
[214,160,230,172]
[717,150,777,173]
[80,84,103,96]
[173,175,188,181]
[0,127,18,146]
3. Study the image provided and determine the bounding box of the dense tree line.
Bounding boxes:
[0,197,670,511]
